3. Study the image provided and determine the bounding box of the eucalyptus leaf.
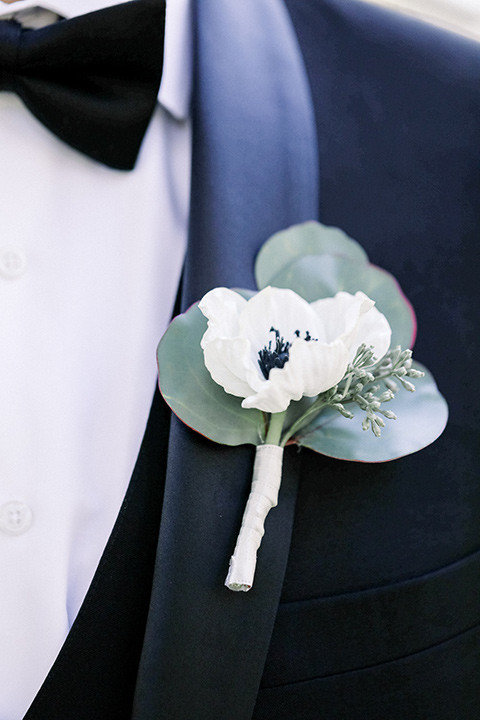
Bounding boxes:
[269,255,416,349]
[295,363,448,462]
[157,303,265,446]
[255,221,369,289]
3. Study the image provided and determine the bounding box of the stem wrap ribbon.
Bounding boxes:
[225,444,284,591]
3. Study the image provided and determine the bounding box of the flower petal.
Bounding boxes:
[199,287,247,344]
[200,288,265,399]
[311,291,391,363]
[203,336,262,399]
[350,304,392,363]
[291,338,350,397]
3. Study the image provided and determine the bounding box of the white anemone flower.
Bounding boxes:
[199,286,391,414]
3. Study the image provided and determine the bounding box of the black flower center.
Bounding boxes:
[294,329,316,342]
[258,327,318,380]
[258,327,291,380]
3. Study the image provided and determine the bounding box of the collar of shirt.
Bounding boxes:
[0,0,192,120]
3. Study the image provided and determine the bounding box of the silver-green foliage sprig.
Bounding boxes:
[328,344,424,437]
[279,344,424,445]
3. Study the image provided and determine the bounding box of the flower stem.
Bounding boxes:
[225,444,284,591]
[265,410,287,446]
[280,399,329,446]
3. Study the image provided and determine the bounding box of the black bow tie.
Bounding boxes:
[0,0,166,170]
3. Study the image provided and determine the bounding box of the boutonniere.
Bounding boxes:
[157,222,448,592]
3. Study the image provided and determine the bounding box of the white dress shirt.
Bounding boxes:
[0,1,192,717]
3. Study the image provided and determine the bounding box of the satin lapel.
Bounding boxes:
[133,2,318,718]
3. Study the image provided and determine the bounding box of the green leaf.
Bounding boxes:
[295,363,448,462]
[157,303,265,446]
[269,255,416,349]
[255,221,369,289]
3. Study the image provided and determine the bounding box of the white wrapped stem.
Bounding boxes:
[225,444,284,592]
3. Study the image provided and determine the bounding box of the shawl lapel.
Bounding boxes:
[133,2,318,718]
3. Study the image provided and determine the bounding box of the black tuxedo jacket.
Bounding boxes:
[25,1,480,718]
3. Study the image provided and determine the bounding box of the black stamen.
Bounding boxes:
[258,327,291,379]
[257,327,318,379]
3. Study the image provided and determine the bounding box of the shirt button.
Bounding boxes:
[0,501,33,535]
[0,246,27,279]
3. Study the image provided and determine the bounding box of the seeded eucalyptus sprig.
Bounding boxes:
[280,344,424,445]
